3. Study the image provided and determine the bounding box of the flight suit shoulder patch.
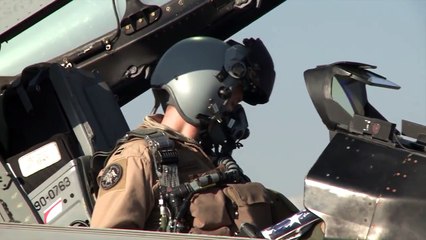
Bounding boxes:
[100,163,123,190]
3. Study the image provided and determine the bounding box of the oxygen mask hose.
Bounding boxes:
[217,156,251,183]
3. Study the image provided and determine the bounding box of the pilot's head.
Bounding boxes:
[150,36,275,129]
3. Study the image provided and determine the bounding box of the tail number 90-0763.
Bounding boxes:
[33,177,71,211]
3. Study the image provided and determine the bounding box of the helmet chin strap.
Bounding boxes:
[151,101,160,115]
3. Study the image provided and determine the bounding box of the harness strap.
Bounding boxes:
[91,128,181,195]
[144,132,180,188]
[127,129,181,232]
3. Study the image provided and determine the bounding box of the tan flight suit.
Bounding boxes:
[91,115,217,229]
[91,115,303,236]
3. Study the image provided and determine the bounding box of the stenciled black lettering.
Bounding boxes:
[34,201,41,211]
[39,197,47,207]
[58,181,65,191]
[53,185,58,195]
[48,189,55,199]
[64,177,71,187]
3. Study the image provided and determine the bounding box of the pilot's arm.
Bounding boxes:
[90,139,157,229]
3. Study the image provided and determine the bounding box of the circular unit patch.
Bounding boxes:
[100,163,123,190]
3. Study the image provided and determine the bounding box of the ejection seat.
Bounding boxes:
[0,63,129,226]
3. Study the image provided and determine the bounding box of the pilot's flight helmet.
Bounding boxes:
[151,36,275,126]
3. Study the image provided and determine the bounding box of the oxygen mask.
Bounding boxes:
[199,104,249,155]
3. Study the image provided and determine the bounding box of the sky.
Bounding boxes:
[122,0,426,208]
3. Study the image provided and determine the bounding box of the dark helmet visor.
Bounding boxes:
[241,38,275,105]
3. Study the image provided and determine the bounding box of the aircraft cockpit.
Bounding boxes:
[302,61,426,240]
[0,0,286,231]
